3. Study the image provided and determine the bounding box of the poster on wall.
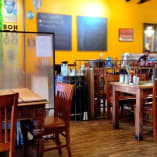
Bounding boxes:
[77,16,107,51]
[38,13,72,50]
[0,1,3,30]
[36,35,52,57]
[3,0,17,23]
[119,28,133,41]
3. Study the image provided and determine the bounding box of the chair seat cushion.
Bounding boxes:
[0,143,9,152]
[44,116,65,129]
[33,116,66,137]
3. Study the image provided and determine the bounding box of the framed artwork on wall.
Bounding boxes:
[119,28,133,42]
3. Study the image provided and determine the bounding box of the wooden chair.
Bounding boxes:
[104,74,119,118]
[94,68,106,118]
[143,79,157,141]
[0,93,18,157]
[104,74,136,119]
[133,66,152,81]
[93,67,117,118]
[33,82,74,157]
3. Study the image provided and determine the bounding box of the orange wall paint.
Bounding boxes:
[24,0,157,64]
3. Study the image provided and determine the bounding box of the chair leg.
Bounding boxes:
[9,137,16,157]
[55,132,62,155]
[66,129,72,157]
[153,109,157,142]
[33,137,44,157]
[120,104,124,118]
[106,100,110,119]
[96,98,101,118]
[20,121,28,157]
[103,98,106,117]
[23,140,27,157]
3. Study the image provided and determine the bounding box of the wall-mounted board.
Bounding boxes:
[77,16,107,51]
[38,13,72,50]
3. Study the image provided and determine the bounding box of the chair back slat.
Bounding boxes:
[153,80,157,112]
[10,94,18,157]
[0,93,18,157]
[0,109,2,143]
[5,107,8,143]
[104,74,119,95]
[55,83,74,125]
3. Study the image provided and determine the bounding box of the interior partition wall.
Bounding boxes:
[0,30,55,108]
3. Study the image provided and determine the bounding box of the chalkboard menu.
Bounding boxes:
[38,13,72,50]
[77,16,107,51]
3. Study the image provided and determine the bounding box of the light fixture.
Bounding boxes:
[137,0,150,4]
[33,0,42,12]
[27,11,34,19]
[125,0,151,4]
[85,3,103,16]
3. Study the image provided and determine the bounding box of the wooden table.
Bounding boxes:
[0,88,48,121]
[0,88,48,145]
[111,82,153,141]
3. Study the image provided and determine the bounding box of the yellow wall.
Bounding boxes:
[24,0,157,64]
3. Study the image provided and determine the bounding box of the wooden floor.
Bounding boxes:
[45,119,157,157]
[1,118,157,157]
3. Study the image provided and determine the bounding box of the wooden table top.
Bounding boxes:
[111,81,153,89]
[121,66,157,69]
[0,88,48,106]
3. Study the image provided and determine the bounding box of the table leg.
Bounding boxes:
[152,86,157,142]
[135,89,143,141]
[106,94,110,119]
[20,120,33,157]
[153,107,157,142]
[33,106,45,157]
[112,86,119,129]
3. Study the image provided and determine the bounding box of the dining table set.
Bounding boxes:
[111,81,153,141]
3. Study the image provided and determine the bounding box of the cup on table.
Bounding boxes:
[133,76,139,85]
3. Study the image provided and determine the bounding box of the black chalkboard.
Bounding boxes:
[77,16,107,51]
[38,13,72,50]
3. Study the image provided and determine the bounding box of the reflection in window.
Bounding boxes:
[144,24,157,52]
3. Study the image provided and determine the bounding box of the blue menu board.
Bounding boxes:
[77,16,107,51]
[38,13,72,50]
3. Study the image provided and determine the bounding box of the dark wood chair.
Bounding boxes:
[104,74,119,118]
[104,74,136,119]
[33,82,74,157]
[143,79,157,141]
[0,93,18,157]
[94,68,106,118]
